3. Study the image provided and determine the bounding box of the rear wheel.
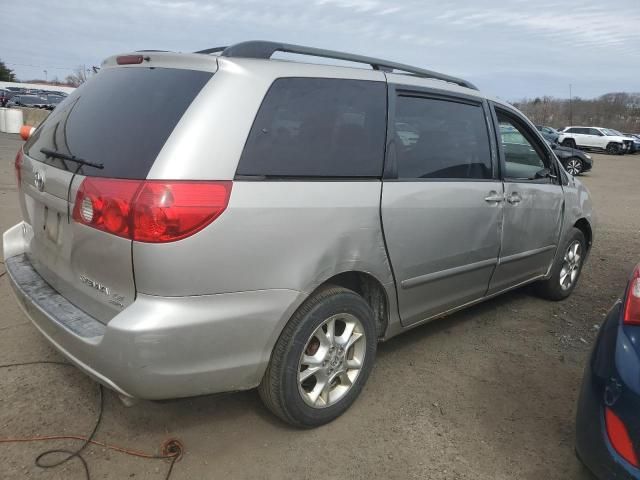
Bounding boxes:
[259,285,377,427]
[564,157,583,176]
[562,138,577,149]
[536,228,586,301]
[606,142,622,155]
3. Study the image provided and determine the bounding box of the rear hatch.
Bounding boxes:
[17,61,214,323]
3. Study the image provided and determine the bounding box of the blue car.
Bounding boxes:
[576,263,640,478]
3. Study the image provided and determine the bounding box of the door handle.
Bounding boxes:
[506,193,522,205]
[484,191,504,203]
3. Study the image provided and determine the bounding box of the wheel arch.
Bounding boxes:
[574,218,593,252]
[314,271,390,339]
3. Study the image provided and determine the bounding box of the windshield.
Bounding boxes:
[24,66,213,179]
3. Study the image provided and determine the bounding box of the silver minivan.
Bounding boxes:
[3,41,594,427]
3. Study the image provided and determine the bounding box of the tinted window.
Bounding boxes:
[25,67,213,179]
[498,112,548,179]
[237,78,386,177]
[393,96,492,179]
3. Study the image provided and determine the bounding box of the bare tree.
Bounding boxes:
[514,92,640,132]
[64,66,89,87]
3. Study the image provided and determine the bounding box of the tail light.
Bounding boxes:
[623,264,640,325]
[14,148,23,186]
[72,178,232,243]
[605,407,639,467]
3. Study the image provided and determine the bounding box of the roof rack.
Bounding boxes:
[194,41,478,90]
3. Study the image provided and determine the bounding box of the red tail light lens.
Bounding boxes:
[605,407,639,467]
[623,265,640,325]
[72,178,232,243]
[14,148,24,186]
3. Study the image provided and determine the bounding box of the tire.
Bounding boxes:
[535,228,586,301]
[564,157,584,176]
[606,143,621,155]
[258,285,377,428]
[562,138,577,149]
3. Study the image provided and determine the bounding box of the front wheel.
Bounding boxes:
[259,285,377,427]
[606,143,622,155]
[535,228,586,301]
[562,138,577,149]
[564,157,584,176]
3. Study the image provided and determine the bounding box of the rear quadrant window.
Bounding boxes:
[237,78,387,178]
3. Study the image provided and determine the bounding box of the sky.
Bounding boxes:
[2,0,639,100]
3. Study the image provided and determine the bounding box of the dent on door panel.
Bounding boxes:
[488,183,564,294]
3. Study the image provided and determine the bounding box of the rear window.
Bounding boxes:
[237,78,386,178]
[25,67,213,179]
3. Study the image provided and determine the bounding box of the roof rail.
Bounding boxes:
[194,41,478,90]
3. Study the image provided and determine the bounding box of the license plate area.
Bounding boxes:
[43,205,62,244]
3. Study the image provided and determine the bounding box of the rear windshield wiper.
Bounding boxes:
[40,148,104,170]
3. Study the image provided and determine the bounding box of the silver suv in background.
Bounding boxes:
[3,41,594,427]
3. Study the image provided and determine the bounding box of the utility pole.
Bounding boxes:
[43,70,47,82]
[569,83,573,125]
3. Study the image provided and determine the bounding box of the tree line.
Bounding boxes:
[0,59,93,87]
[513,93,640,133]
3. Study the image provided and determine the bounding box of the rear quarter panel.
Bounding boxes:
[132,181,395,297]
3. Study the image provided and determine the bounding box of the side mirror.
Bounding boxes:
[535,168,551,179]
[20,125,34,141]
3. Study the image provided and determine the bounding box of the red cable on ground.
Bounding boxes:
[0,361,183,479]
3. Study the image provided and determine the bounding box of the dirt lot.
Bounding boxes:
[1,130,638,479]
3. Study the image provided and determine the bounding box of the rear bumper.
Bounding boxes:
[3,222,304,400]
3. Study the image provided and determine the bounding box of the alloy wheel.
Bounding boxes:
[559,240,582,291]
[566,158,582,176]
[298,313,366,408]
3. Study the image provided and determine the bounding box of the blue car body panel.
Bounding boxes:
[576,301,640,479]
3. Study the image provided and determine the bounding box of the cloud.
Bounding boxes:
[2,0,638,98]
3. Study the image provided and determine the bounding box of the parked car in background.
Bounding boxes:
[559,127,633,155]
[0,89,9,107]
[6,95,48,109]
[3,41,594,428]
[576,262,640,479]
[625,133,640,153]
[536,125,560,143]
[1,89,23,107]
[611,130,640,153]
[547,140,593,175]
[43,94,63,110]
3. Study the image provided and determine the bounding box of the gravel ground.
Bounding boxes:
[1,130,638,479]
